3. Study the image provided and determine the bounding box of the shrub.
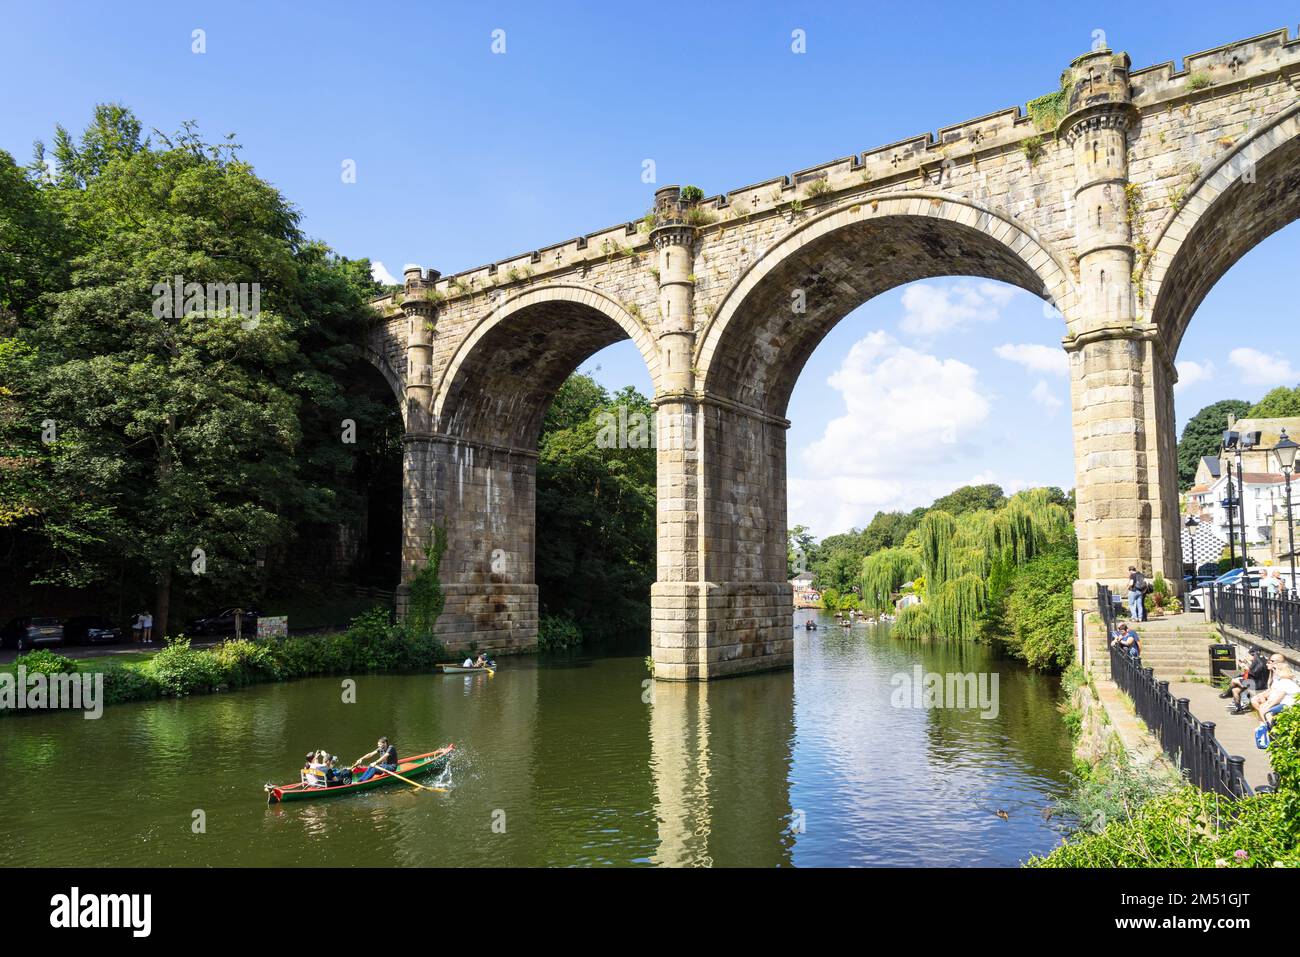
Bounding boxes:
[1031,708,1300,867]
[538,615,582,652]
[149,638,224,696]
[1001,541,1077,669]
[98,661,159,705]
[679,185,704,203]
[210,639,280,687]
[13,649,77,675]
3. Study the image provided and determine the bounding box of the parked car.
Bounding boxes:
[63,615,125,646]
[1185,568,1265,612]
[1,617,66,651]
[187,607,260,637]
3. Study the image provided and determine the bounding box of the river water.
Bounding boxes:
[0,611,1074,866]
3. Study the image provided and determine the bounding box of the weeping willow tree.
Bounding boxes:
[905,489,1073,644]
[860,547,920,611]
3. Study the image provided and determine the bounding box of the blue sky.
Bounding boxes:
[3,2,1298,538]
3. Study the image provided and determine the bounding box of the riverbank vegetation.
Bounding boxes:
[1031,696,1300,867]
[2,607,448,711]
[801,484,1077,670]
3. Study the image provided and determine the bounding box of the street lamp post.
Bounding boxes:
[1222,442,1238,570]
[1274,428,1299,599]
[1185,515,1199,583]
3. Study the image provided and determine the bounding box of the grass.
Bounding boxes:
[0,651,154,675]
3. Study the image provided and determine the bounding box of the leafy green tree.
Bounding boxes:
[1176,399,1250,489]
[813,546,862,593]
[4,106,382,635]
[1248,386,1300,418]
[787,524,815,576]
[998,538,1078,669]
[929,483,1006,515]
[861,509,917,553]
[535,376,656,648]
[0,149,71,324]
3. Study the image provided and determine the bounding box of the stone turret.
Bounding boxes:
[649,186,697,393]
[1059,49,1138,332]
[401,266,440,432]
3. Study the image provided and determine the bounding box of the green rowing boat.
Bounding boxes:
[264,745,454,804]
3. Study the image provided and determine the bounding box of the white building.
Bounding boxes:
[1187,470,1296,556]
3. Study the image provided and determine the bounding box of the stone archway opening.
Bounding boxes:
[405,289,661,656]
[1152,120,1300,356]
[665,200,1072,678]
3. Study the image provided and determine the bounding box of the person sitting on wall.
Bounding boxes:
[1222,648,1270,714]
[1252,660,1298,726]
[1109,623,1140,659]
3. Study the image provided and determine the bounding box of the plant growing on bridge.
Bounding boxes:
[407,524,447,642]
[1021,135,1044,166]
[1026,74,1071,132]
[805,177,832,199]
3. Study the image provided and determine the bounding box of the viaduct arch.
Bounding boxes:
[365,27,1300,678]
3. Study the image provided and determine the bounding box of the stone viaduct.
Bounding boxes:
[364,28,1300,679]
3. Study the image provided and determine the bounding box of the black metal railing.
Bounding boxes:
[1107,639,1253,798]
[1208,584,1300,652]
[1097,583,1116,633]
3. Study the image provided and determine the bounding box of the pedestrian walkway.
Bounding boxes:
[1166,679,1273,790]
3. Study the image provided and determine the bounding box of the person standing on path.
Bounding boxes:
[1127,566,1149,622]
[141,610,153,644]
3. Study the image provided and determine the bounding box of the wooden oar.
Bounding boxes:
[366,764,447,793]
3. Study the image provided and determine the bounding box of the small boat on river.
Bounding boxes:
[437,663,495,675]
[265,745,454,804]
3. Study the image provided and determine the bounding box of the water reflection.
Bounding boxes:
[0,614,1071,867]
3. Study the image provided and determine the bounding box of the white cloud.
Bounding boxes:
[370,261,399,285]
[898,280,1015,338]
[994,342,1068,376]
[1229,347,1297,387]
[790,331,995,534]
[1174,359,1215,393]
[1030,379,1063,415]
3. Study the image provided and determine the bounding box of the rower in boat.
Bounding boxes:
[353,736,399,783]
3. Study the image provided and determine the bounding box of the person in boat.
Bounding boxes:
[354,736,399,783]
[462,656,474,667]
[474,651,491,668]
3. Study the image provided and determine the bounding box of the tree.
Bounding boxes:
[813,547,862,593]
[1176,399,1250,489]
[1248,386,1300,419]
[998,538,1079,670]
[6,106,380,636]
[861,509,917,553]
[930,483,1006,515]
[787,524,815,576]
[535,376,656,647]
